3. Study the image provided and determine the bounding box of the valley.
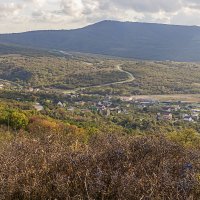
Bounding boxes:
[1,52,200,99]
[1,3,200,199]
[0,49,200,200]
[0,42,200,200]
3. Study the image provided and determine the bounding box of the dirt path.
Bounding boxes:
[0,78,22,88]
[63,64,135,94]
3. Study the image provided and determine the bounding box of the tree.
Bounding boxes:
[167,129,200,149]
[9,111,29,130]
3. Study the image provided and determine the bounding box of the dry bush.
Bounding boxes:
[0,134,199,200]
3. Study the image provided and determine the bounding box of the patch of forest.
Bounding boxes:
[85,61,200,95]
[0,55,128,89]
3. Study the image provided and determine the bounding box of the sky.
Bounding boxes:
[1,0,200,33]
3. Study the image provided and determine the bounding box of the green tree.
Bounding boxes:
[9,111,29,130]
[167,128,200,149]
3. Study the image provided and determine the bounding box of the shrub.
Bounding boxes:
[9,111,29,130]
[0,134,199,199]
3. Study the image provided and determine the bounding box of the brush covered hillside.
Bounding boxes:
[0,54,127,89]
[1,21,200,61]
[0,98,199,199]
[2,53,200,95]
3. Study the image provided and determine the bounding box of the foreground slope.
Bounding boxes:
[1,21,200,61]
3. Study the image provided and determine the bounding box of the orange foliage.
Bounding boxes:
[28,116,64,134]
[27,116,87,142]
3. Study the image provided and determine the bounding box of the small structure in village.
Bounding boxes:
[157,112,173,121]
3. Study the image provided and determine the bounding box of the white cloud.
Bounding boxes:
[0,0,200,33]
[0,2,24,18]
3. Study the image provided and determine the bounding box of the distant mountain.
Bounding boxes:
[1,20,200,61]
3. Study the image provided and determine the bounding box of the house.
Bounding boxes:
[98,108,111,116]
[57,101,64,107]
[172,105,181,111]
[103,105,107,111]
[157,113,173,121]
[67,107,75,112]
[191,109,200,113]
[34,103,44,111]
[161,106,180,112]
[97,101,103,106]
[29,87,34,92]
[183,116,194,122]
[182,113,189,118]
[117,109,122,114]
[102,100,112,107]
[137,104,147,109]
[191,113,199,121]
[109,106,122,114]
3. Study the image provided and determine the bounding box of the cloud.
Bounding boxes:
[171,7,200,25]
[100,0,182,13]
[1,0,200,33]
[0,2,24,18]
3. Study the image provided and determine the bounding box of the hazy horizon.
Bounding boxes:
[2,20,200,34]
[1,0,200,33]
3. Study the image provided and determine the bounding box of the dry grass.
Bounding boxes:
[0,134,199,199]
[130,94,200,103]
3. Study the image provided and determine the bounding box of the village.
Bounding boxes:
[1,78,199,124]
[32,91,200,124]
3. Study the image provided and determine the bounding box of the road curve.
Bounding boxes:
[63,64,135,94]
[0,78,22,88]
[57,50,135,94]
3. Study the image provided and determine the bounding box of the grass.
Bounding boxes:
[130,94,200,103]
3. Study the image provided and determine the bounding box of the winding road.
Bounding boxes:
[57,50,136,94]
[116,64,135,84]
[0,78,22,88]
[63,64,135,94]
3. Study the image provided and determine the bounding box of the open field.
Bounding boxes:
[130,94,200,103]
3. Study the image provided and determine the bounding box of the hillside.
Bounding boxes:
[1,21,200,61]
[0,55,128,89]
[2,54,200,95]
[0,43,54,56]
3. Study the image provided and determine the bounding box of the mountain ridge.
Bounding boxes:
[1,20,200,61]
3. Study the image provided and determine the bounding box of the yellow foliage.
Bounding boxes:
[167,129,200,149]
